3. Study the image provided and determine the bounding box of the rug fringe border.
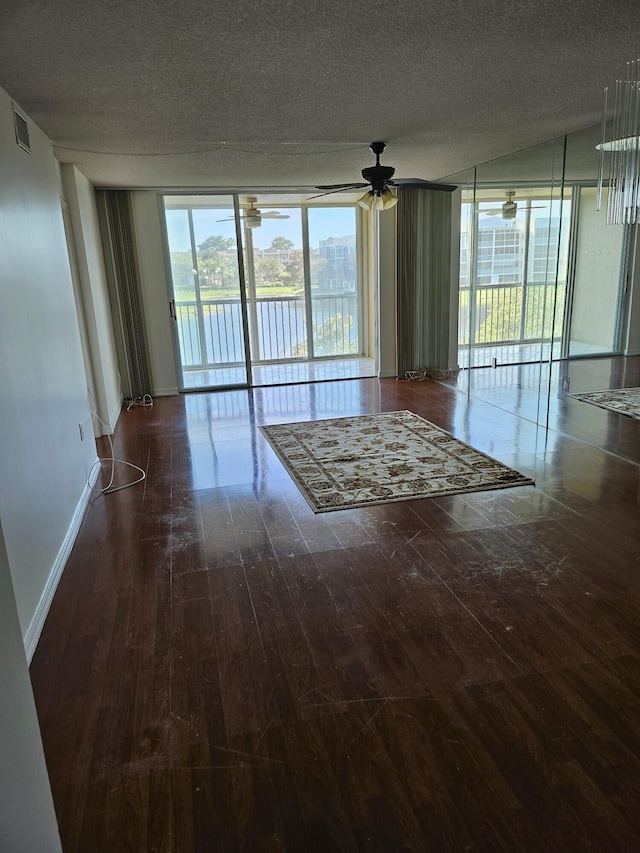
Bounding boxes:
[309,478,535,514]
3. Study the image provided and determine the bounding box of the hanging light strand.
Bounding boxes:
[609,76,622,223]
[598,59,640,224]
[596,86,607,212]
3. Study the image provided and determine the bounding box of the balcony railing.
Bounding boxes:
[458,281,566,347]
[176,293,359,368]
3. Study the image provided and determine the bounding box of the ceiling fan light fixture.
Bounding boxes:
[380,188,398,209]
[244,214,261,228]
[357,188,398,211]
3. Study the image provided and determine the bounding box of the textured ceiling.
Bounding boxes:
[1,0,639,188]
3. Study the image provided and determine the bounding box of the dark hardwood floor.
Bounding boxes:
[31,358,640,851]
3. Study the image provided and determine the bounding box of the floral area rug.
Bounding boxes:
[260,410,534,513]
[569,387,640,420]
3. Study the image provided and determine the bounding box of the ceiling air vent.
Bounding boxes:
[13,108,31,154]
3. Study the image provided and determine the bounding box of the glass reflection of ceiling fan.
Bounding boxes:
[217,197,290,229]
[483,191,544,221]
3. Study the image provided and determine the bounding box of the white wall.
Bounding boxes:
[131,191,179,395]
[61,164,122,431]
[570,187,624,353]
[0,520,62,853]
[0,88,97,639]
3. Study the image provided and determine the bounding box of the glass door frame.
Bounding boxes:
[232,193,254,388]
[162,192,253,392]
[301,206,316,361]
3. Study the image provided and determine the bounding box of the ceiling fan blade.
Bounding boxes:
[390,179,457,192]
[314,182,368,191]
[308,186,367,200]
[481,203,546,217]
[217,211,291,222]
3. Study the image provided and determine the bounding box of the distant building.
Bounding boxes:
[461,211,564,290]
[317,234,357,292]
[258,246,294,264]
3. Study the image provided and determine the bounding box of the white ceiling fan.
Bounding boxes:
[483,191,544,221]
[217,197,290,228]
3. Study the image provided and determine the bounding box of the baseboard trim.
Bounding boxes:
[153,387,179,397]
[24,460,100,663]
[109,397,123,433]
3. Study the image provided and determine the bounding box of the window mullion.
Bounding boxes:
[188,208,208,366]
[301,207,314,359]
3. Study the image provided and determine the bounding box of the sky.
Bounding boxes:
[165,204,356,252]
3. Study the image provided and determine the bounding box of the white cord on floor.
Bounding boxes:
[405,369,429,381]
[125,394,154,410]
[87,392,147,495]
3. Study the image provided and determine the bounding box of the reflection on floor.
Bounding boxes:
[31,355,640,851]
[459,341,555,367]
[458,340,611,368]
[182,356,377,388]
[447,354,640,463]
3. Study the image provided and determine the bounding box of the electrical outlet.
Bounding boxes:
[79,423,84,441]
[561,377,570,392]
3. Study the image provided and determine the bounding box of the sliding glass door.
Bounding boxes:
[164,196,251,390]
[163,194,364,390]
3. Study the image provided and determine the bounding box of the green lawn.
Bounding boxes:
[174,282,303,301]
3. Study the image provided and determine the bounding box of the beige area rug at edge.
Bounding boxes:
[260,410,535,513]
[569,386,640,420]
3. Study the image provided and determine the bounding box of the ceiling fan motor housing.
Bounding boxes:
[361,164,395,194]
